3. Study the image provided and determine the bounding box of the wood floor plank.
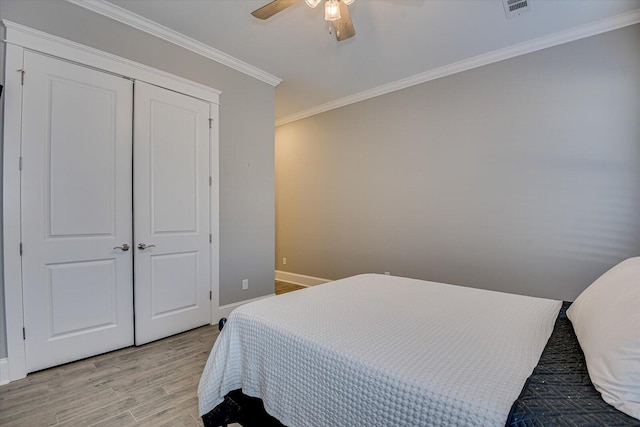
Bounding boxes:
[57,396,138,426]
[0,384,115,422]
[133,396,200,426]
[87,411,138,427]
[161,374,202,395]
[0,409,59,427]
[0,383,50,404]
[129,388,194,420]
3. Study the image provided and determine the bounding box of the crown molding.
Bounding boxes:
[2,19,221,103]
[275,9,640,126]
[66,0,282,87]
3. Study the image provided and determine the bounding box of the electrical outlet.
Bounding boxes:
[242,279,248,290]
[384,272,391,275]
[283,257,287,265]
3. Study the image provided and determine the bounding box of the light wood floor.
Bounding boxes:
[0,281,303,427]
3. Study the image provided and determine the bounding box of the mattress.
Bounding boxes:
[507,302,639,426]
[198,274,561,426]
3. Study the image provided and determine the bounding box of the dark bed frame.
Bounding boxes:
[202,303,639,427]
[202,389,285,427]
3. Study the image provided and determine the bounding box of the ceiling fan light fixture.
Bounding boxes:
[325,0,341,21]
[305,0,321,8]
[251,0,355,41]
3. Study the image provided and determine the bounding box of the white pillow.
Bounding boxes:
[566,256,640,420]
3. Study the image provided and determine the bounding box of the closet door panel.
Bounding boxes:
[134,81,211,345]
[21,51,134,372]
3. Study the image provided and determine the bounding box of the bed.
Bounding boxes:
[198,260,640,426]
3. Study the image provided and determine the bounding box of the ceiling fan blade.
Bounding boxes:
[334,1,355,41]
[251,0,299,20]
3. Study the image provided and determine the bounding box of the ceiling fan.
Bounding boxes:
[252,0,356,41]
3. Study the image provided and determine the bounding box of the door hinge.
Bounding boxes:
[19,242,23,256]
[22,327,26,340]
[19,157,23,171]
[19,69,25,85]
[209,234,212,243]
[209,291,212,300]
[209,118,213,129]
[209,176,212,186]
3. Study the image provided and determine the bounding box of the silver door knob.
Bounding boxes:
[113,244,130,251]
[138,243,156,250]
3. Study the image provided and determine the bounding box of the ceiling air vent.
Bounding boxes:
[502,0,531,19]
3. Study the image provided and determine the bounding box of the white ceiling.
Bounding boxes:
[101,0,640,123]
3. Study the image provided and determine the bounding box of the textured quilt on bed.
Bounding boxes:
[507,302,639,426]
[198,274,561,426]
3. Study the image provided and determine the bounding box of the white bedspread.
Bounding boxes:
[198,274,561,426]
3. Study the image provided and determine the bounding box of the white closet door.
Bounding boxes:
[134,82,211,345]
[21,52,134,372]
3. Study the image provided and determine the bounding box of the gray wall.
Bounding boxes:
[275,24,640,302]
[0,0,276,359]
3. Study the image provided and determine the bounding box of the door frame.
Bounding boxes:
[2,20,221,383]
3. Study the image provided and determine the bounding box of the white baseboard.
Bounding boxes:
[218,293,275,320]
[275,270,331,287]
[0,358,9,386]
